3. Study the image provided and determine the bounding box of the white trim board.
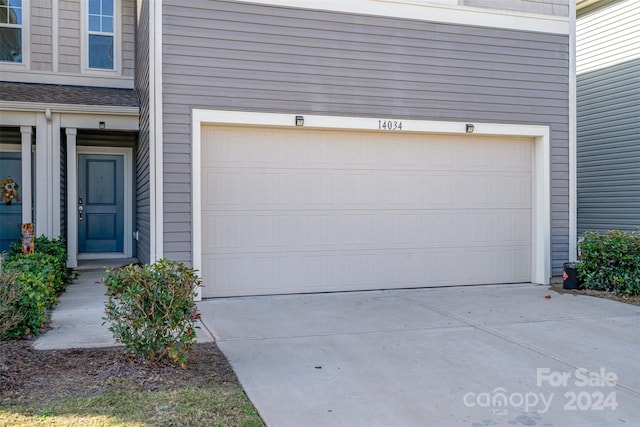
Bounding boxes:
[191,109,552,299]
[232,0,570,34]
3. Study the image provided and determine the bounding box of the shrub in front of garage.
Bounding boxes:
[103,259,201,368]
[577,230,640,296]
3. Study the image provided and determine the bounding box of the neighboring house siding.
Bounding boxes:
[58,0,81,73]
[463,0,569,16]
[31,0,53,71]
[135,0,151,264]
[576,0,640,234]
[162,0,570,273]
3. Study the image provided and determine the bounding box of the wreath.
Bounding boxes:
[1,177,19,205]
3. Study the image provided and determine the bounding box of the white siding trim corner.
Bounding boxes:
[149,0,164,262]
[568,0,577,262]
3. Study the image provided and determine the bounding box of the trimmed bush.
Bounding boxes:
[0,271,26,339]
[1,235,71,339]
[1,254,58,338]
[103,259,201,367]
[577,230,640,296]
[7,235,71,292]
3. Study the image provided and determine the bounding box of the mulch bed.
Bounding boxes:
[0,339,239,405]
[550,283,640,306]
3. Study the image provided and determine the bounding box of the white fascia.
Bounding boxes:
[233,0,570,34]
[0,101,138,116]
[191,110,552,289]
[568,0,578,262]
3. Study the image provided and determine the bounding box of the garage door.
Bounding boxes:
[200,126,532,297]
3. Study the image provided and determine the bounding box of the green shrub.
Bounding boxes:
[1,235,71,339]
[577,230,640,296]
[0,271,26,340]
[103,258,202,367]
[1,255,58,338]
[7,235,71,292]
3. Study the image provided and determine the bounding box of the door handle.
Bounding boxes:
[78,205,84,221]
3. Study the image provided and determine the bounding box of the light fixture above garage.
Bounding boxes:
[465,123,474,133]
[295,116,304,127]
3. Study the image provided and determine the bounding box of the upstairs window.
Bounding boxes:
[0,0,22,63]
[88,0,114,69]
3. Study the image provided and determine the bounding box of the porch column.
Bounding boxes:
[52,113,61,237]
[20,126,32,224]
[66,128,77,268]
[35,112,49,236]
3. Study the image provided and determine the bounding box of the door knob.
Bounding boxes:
[78,205,84,221]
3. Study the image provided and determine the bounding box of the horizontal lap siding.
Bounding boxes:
[576,0,640,234]
[162,0,570,274]
[135,0,151,264]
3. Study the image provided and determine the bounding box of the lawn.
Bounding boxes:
[0,341,264,427]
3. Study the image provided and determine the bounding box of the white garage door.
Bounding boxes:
[200,126,532,298]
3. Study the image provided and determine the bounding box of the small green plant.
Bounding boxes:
[103,258,202,367]
[577,230,640,296]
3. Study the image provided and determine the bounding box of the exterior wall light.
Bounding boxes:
[466,123,474,133]
[295,116,304,127]
[99,121,106,129]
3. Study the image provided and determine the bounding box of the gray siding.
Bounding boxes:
[162,0,570,274]
[31,0,53,71]
[122,0,136,77]
[60,129,67,242]
[576,0,640,234]
[35,0,135,77]
[58,0,81,73]
[135,0,151,264]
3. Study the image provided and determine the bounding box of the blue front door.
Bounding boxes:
[78,154,124,253]
[0,152,22,252]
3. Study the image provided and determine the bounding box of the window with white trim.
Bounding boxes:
[0,0,22,62]
[88,0,114,70]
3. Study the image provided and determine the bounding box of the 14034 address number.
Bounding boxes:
[378,120,403,130]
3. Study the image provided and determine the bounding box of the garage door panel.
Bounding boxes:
[201,127,533,297]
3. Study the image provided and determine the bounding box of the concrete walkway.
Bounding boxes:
[34,262,214,350]
[35,271,640,426]
[199,284,640,427]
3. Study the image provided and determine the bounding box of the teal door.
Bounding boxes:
[78,154,124,253]
[0,152,22,252]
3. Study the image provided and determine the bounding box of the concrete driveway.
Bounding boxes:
[198,283,640,427]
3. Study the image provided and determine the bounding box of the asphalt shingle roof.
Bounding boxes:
[0,81,139,108]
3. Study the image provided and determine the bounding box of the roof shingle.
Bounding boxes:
[0,81,138,108]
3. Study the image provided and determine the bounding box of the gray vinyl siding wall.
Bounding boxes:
[31,0,53,71]
[58,0,81,73]
[122,1,136,77]
[576,0,640,234]
[33,0,135,77]
[134,0,151,264]
[162,0,570,274]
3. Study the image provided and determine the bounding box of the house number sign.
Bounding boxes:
[378,120,403,131]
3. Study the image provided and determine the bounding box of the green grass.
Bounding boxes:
[0,386,263,427]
